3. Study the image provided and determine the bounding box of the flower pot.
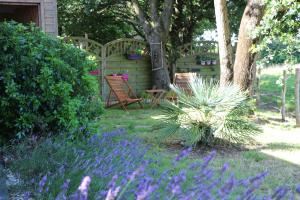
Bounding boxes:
[201,61,206,66]
[206,60,212,65]
[89,69,101,76]
[126,54,142,60]
[212,60,217,65]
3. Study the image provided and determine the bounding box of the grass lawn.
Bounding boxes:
[5,66,300,198]
[99,105,300,195]
[259,66,297,112]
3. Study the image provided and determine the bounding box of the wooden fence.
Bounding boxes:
[65,37,220,100]
[65,37,152,100]
[174,41,220,80]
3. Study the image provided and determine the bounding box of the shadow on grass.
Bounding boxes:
[263,143,300,151]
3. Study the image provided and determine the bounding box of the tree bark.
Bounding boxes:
[295,67,300,127]
[233,0,265,91]
[256,67,261,108]
[214,0,234,86]
[281,70,287,122]
[131,0,173,89]
[149,36,171,89]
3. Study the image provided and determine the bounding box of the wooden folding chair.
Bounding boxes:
[174,73,197,95]
[105,76,143,110]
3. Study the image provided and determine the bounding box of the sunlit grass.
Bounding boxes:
[98,107,300,193]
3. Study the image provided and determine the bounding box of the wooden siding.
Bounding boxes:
[0,0,58,36]
[175,42,220,80]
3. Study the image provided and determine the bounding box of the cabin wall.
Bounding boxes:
[0,0,58,36]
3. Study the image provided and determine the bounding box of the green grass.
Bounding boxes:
[259,68,296,112]
[98,107,300,194]
[6,104,300,198]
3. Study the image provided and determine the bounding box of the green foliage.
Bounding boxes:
[259,41,300,65]
[254,0,300,66]
[0,22,103,139]
[160,77,260,146]
[58,0,134,43]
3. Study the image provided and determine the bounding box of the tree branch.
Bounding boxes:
[131,0,151,34]
[160,0,174,33]
[150,0,159,22]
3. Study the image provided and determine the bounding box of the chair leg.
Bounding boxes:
[138,101,143,109]
[120,102,128,111]
[106,90,112,107]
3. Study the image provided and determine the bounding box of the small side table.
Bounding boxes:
[146,89,166,108]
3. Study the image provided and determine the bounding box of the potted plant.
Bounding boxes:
[195,55,207,66]
[165,90,177,102]
[125,47,145,60]
[120,70,129,81]
[110,70,129,81]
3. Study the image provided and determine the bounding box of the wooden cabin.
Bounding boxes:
[0,0,58,36]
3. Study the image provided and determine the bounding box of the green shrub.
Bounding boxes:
[160,77,261,146]
[0,22,103,139]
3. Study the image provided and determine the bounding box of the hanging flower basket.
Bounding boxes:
[126,53,142,60]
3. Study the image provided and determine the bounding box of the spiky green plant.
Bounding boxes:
[160,77,261,146]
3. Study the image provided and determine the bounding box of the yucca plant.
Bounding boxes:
[160,77,261,146]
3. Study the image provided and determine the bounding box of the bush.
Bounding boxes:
[160,77,261,146]
[0,21,103,139]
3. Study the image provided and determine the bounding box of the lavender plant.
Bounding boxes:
[19,129,300,200]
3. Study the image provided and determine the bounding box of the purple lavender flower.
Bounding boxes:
[38,174,48,193]
[173,147,192,165]
[136,185,156,200]
[77,176,91,200]
[128,165,145,181]
[272,186,289,199]
[220,163,229,174]
[105,186,120,200]
[296,185,300,194]
[62,179,71,191]
[201,150,217,169]
[24,191,30,200]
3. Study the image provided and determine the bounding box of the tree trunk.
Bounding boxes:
[295,67,300,127]
[214,0,233,86]
[149,36,171,89]
[281,70,287,122]
[233,0,265,91]
[256,67,261,108]
[131,0,174,90]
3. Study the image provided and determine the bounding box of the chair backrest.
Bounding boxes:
[105,76,130,101]
[174,73,196,93]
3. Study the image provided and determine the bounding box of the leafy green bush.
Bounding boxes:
[0,22,103,139]
[160,77,261,146]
